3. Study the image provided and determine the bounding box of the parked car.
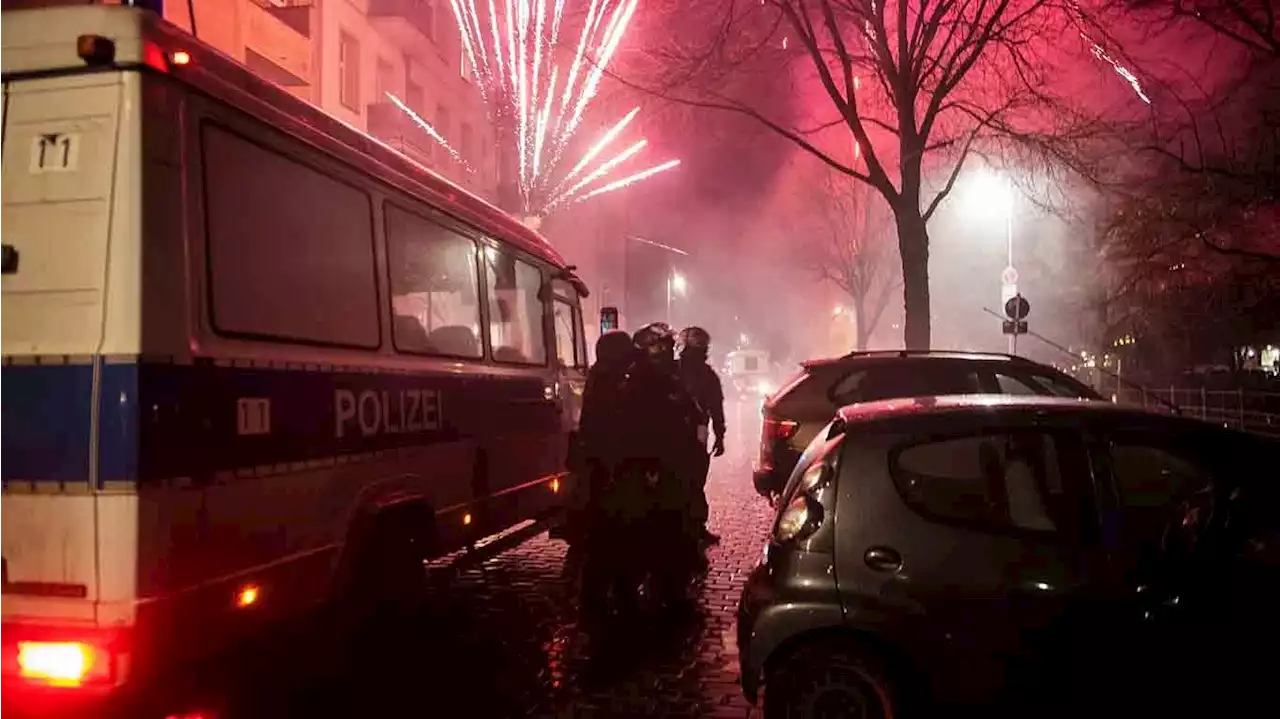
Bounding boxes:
[738,395,1280,718]
[753,351,1102,498]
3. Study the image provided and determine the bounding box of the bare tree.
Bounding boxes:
[623,0,1106,349]
[1095,173,1280,373]
[1101,0,1280,260]
[799,169,900,350]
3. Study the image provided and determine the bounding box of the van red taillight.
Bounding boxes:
[3,625,125,689]
[16,642,104,686]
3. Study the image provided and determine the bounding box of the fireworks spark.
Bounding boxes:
[1082,32,1151,105]
[386,93,476,174]
[409,0,677,215]
[573,159,681,204]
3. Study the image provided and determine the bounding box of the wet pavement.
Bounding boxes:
[236,402,773,718]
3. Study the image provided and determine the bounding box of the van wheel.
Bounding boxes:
[763,641,900,719]
[343,510,432,622]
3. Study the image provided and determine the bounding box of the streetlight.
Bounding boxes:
[667,271,687,326]
[965,167,1016,352]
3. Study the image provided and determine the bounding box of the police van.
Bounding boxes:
[1,3,588,712]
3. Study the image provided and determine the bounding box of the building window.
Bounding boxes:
[385,204,483,358]
[338,30,360,111]
[436,104,451,142]
[405,78,424,114]
[483,249,547,365]
[460,45,470,81]
[460,122,473,163]
[375,57,395,101]
[202,125,379,348]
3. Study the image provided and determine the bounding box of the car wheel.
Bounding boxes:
[343,510,432,621]
[763,640,900,719]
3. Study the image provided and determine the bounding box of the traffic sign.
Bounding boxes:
[1001,266,1019,286]
[1004,294,1031,321]
[1002,320,1028,335]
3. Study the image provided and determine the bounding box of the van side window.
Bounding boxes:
[552,299,579,368]
[202,125,379,348]
[385,204,483,358]
[482,249,546,365]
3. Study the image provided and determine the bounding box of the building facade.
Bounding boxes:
[163,0,498,202]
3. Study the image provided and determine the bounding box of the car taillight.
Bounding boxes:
[762,415,800,442]
[758,414,799,471]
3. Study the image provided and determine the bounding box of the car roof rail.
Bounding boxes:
[838,349,1034,362]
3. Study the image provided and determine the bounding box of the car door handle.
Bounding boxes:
[863,546,903,573]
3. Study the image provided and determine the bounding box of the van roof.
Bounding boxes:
[1,4,567,268]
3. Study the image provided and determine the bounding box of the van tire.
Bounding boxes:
[340,506,434,623]
[763,640,900,719]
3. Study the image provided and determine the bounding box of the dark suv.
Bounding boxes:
[737,395,1280,718]
[753,351,1101,498]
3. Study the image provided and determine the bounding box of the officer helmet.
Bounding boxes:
[678,326,711,356]
[633,322,676,363]
[594,330,635,368]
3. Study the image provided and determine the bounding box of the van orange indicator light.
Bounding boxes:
[171,50,192,66]
[550,477,560,493]
[17,641,95,686]
[235,584,260,608]
[463,512,473,525]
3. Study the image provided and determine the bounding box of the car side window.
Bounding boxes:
[994,373,1041,396]
[1108,441,1215,548]
[832,365,981,405]
[892,431,1076,536]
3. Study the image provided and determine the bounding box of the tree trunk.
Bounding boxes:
[854,297,869,351]
[894,208,932,349]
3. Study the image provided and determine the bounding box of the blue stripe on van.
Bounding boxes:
[2,357,569,486]
[1,362,94,484]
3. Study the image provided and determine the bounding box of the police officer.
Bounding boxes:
[677,326,726,546]
[614,323,706,609]
[575,330,640,617]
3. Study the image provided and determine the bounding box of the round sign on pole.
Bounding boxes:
[1005,294,1031,321]
[1000,266,1019,286]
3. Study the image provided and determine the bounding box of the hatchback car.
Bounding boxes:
[753,351,1101,498]
[738,395,1280,718]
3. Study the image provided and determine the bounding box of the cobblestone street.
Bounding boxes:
[243,402,774,718]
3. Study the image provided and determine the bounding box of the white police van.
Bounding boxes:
[1,3,588,713]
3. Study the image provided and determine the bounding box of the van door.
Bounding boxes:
[1,72,124,357]
[550,280,588,435]
[2,68,129,613]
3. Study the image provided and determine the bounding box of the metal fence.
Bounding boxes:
[1114,387,1280,439]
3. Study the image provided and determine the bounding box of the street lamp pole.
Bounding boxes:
[670,273,680,324]
[1006,177,1016,355]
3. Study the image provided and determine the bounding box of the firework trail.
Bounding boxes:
[574,159,682,204]
[1083,33,1151,105]
[386,93,477,174]
[416,0,676,215]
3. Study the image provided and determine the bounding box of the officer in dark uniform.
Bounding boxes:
[606,323,705,611]
[565,330,636,587]
[677,326,726,546]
